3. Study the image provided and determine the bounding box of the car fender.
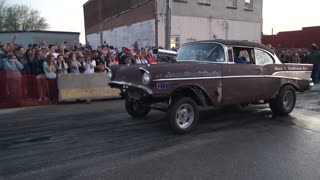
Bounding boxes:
[169,85,218,108]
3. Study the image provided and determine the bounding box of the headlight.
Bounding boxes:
[107,70,112,79]
[142,72,151,85]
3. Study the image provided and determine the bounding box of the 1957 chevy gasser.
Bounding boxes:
[108,40,314,134]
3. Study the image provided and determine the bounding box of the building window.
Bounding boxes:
[244,0,253,11]
[170,36,180,49]
[173,0,188,3]
[197,0,210,6]
[227,0,237,9]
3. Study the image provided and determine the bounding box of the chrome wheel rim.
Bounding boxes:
[283,91,294,110]
[176,104,195,129]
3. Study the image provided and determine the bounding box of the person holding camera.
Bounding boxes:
[107,51,119,66]
[55,55,68,75]
[93,50,105,73]
[83,54,96,74]
[43,54,57,79]
[68,52,82,74]
[43,54,57,103]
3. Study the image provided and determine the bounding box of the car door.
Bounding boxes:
[221,47,266,105]
[253,48,278,99]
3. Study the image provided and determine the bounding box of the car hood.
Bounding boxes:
[110,64,147,85]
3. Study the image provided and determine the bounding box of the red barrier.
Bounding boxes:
[0,71,58,109]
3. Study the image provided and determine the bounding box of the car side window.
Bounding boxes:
[233,47,254,64]
[254,49,274,66]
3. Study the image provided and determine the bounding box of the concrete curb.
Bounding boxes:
[0,107,27,115]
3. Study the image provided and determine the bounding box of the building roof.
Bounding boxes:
[0,30,80,35]
[185,39,273,53]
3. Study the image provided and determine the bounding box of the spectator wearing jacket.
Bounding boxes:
[93,50,105,73]
[3,54,23,105]
[307,44,320,83]
[15,46,31,74]
[3,53,23,72]
[31,50,47,101]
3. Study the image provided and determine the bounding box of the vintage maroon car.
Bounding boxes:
[108,40,314,134]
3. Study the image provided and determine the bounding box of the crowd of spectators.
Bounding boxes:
[0,37,158,103]
[0,39,158,76]
[268,46,309,64]
[267,44,320,83]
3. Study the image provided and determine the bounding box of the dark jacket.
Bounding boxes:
[31,59,45,75]
[307,51,320,65]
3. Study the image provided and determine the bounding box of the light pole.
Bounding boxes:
[165,0,171,49]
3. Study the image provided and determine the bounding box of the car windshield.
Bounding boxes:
[176,43,225,62]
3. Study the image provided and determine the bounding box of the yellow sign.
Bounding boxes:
[60,88,120,100]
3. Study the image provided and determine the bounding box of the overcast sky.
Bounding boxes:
[8,0,320,43]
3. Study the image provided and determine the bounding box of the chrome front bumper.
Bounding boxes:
[109,81,153,95]
[308,82,314,91]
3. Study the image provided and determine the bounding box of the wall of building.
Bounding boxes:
[86,33,100,49]
[84,0,156,47]
[0,31,80,49]
[87,19,156,50]
[103,20,156,50]
[157,15,262,48]
[84,0,152,34]
[156,0,263,23]
[156,0,262,48]
[84,0,262,48]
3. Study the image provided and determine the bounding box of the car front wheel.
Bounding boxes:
[168,97,199,134]
[125,98,151,118]
[269,85,296,116]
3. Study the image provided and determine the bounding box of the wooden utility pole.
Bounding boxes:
[165,0,171,49]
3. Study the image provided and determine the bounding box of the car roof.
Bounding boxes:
[184,39,274,54]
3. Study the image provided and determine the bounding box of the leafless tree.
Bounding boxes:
[0,1,49,31]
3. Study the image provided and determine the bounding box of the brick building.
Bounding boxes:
[262,26,320,49]
[83,0,263,49]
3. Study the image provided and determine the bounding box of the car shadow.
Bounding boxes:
[186,104,296,135]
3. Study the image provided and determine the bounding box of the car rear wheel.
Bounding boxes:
[125,98,151,118]
[168,97,199,134]
[269,85,296,116]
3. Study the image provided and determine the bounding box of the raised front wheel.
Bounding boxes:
[125,98,151,118]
